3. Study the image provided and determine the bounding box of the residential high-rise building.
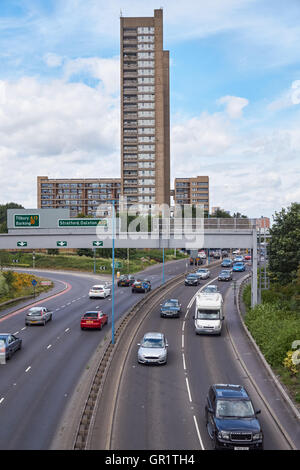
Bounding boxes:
[174,176,209,213]
[37,176,121,217]
[120,8,170,211]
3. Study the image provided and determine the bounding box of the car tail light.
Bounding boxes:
[0,347,5,353]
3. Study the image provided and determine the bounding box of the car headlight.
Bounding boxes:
[218,430,230,440]
[252,432,262,441]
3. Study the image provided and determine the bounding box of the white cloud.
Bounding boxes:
[43,53,64,68]
[171,112,300,219]
[0,74,120,208]
[63,56,120,95]
[217,95,249,119]
[268,80,300,111]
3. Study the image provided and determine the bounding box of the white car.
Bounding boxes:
[89,284,111,299]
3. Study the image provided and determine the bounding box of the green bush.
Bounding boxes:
[245,302,300,367]
[0,275,9,297]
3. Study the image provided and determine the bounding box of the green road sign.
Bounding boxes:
[57,241,67,247]
[17,241,28,247]
[92,241,103,247]
[112,262,122,269]
[15,214,39,227]
[58,219,107,227]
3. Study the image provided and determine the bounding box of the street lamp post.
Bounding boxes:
[112,200,116,345]
[162,247,165,284]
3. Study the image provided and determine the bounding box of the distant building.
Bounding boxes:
[174,176,209,213]
[256,217,270,229]
[37,176,121,217]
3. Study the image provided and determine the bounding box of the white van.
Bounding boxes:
[193,293,224,335]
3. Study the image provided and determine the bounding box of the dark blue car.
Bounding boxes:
[205,384,263,450]
[160,299,181,318]
[221,258,233,268]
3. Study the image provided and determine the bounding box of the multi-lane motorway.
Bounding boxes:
[0,260,298,450]
[0,259,192,449]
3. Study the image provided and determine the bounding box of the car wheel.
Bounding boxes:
[99,323,103,330]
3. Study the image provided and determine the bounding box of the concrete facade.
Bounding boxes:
[174,176,209,213]
[120,9,170,211]
[37,176,121,217]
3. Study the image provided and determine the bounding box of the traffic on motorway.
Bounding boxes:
[0,250,295,451]
[89,250,295,452]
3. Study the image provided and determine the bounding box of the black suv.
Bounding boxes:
[205,384,263,450]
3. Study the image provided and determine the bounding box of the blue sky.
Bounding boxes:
[0,0,300,219]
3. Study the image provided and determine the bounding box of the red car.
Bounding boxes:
[80,311,108,330]
[244,254,251,260]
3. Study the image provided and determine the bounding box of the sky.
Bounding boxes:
[0,0,300,220]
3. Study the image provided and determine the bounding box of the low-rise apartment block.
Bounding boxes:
[174,176,209,213]
[37,176,121,217]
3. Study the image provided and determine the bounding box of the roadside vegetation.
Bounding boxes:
[0,248,187,275]
[243,203,300,405]
[0,271,53,307]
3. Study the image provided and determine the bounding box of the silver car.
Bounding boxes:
[196,268,210,279]
[138,332,168,365]
[25,306,53,326]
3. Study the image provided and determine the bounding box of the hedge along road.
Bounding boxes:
[0,258,200,449]
[87,264,295,451]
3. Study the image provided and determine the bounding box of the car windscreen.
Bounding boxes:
[196,309,220,320]
[83,312,98,318]
[0,336,8,342]
[203,287,218,293]
[187,274,198,278]
[197,270,207,273]
[163,301,177,307]
[27,308,43,315]
[216,399,255,418]
[141,338,164,348]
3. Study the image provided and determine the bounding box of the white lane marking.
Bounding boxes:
[65,328,70,333]
[21,327,26,331]
[185,377,192,402]
[55,308,60,311]
[14,331,19,335]
[61,305,66,308]
[193,415,205,450]
[182,321,185,332]
[47,344,52,349]
[182,353,186,371]
[67,302,71,305]
[0,397,4,404]
[25,366,31,373]
[182,334,184,349]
